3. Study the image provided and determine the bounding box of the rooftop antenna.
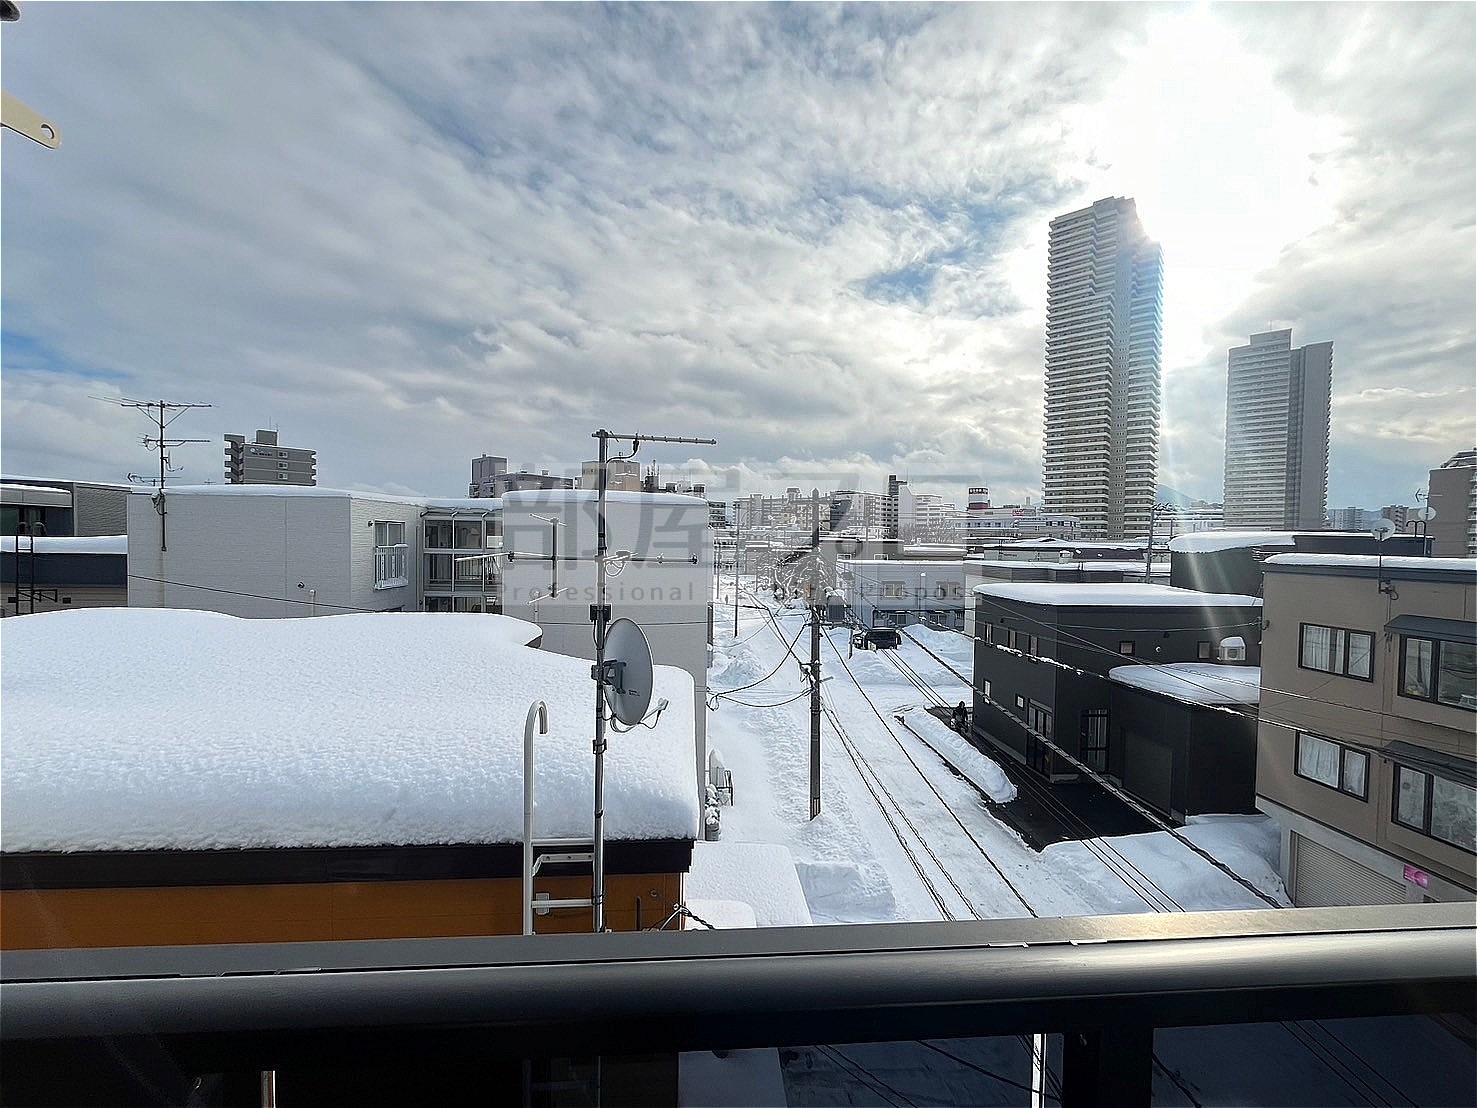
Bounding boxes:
[1372,518,1397,599]
[95,397,212,550]
[589,428,714,931]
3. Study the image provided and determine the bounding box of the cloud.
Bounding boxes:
[1,3,1471,512]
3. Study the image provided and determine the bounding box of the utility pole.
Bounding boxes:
[590,428,715,931]
[808,488,823,820]
[733,507,742,637]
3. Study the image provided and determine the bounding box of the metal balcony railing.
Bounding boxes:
[2,904,1472,1105]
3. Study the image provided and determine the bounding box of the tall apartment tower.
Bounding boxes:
[1042,197,1164,539]
[224,430,317,486]
[1222,330,1332,530]
[1427,448,1477,556]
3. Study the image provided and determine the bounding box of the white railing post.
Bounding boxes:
[522,700,548,936]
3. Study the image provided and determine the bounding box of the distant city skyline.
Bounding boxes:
[1,5,1472,509]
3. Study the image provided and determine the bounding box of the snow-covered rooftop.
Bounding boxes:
[0,535,127,555]
[127,484,502,512]
[1,609,698,853]
[1109,663,1262,706]
[1265,554,1477,574]
[504,489,709,507]
[972,582,1262,607]
[1167,531,1298,553]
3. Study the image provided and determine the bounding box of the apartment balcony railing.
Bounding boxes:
[3,904,1470,1106]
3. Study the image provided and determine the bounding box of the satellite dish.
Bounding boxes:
[1371,519,1397,542]
[1416,506,1437,522]
[603,617,654,726]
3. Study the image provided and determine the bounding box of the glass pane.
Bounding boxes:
[1297,734,1339,787]
[1435,641,1476,708]
[1403,639,1433,698]
[1300,624,1332,671]
[1430,778,1476,852]
[425,521,453,548]
[1347,633,1373,679]
[1341,750,1367,797]
[1395,768,1427,828]
[453,522,482,549]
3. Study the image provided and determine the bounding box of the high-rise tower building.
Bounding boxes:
[1042,197,1164,539]
[1222,329,1333,530]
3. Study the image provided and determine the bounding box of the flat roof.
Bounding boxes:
[973,582,1261,608]
[1109,663,1261,706]
[2,609,698,853]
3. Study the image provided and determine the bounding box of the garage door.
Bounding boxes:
[1291,833,1406,907]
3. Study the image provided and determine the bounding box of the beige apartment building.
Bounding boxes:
[1256,553,1475,905]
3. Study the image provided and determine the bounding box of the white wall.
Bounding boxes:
[127,488,420,617]
[501,490,714,808]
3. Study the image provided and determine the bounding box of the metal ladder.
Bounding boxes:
[522,702,596,935]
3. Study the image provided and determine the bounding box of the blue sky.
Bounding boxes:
[2,2,1472,509]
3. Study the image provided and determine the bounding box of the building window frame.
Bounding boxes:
[1298,623,1374,681]
[1392,764,1476,855]
[1293,732,1369,801]
[1118,640,1135,656]
[1197,640,1212,661]
[1398,635,1477,711]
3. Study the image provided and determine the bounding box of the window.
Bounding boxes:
[1299,624,1374,680]
[1118,640,1135,656]
[425,520,453,549]
[373,521,408,589]
[1394,765,1476,853]
[1294,733,1368,800]
[883,582,906,599]
[1027,634,1039,658]
[981,622,994,645]
[1197,641,1212,661]
[1400,636,1476,709]
[1082,709,1109,773]
[1015,695,1026,710]
[981,679,991,699]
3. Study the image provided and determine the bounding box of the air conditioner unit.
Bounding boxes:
[1218,636,1247,663]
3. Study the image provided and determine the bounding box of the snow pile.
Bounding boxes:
[1109,663,1261,706]
[895,708,1016,802]
[686,841,813,926]
[1,608,698,853]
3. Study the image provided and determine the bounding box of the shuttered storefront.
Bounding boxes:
[1290,833,1406,907]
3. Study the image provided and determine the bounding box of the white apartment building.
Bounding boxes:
[1042,197,1164,540]
[1223,329,1333,530]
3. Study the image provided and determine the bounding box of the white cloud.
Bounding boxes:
[1,3,1470,511]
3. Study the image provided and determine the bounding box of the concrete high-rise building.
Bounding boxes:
[1222,330,1332,530]
[223,430,316,486]
[1042,197,1164,539]
[1427,449,1477,556]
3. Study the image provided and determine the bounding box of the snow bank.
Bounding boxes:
[1,608,699,853]
[1109,663,1261,706]
[895,708,1016,802]
[973,582,1262,607]
[0,535,126,554]
[685,841,813,927]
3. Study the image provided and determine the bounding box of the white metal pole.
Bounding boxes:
[523,700,548,936]
[592,431,610,933]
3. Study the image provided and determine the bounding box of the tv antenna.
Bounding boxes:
[93,397,212,490]
[588,427,714,930]
[1372,518,1397,598]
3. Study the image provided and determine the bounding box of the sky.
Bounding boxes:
[2,2,1473,510]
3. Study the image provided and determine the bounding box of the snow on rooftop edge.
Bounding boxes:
[504,489,709,507]
[1,609,699,853]
[1264,553,1477,573]
[128,484,503,511]
[972,582,1261,607]
[1109,663,1262,706]
[0,535,127,554]
[1167,531,1298,553]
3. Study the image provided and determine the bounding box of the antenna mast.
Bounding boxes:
[93,396,213,488]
